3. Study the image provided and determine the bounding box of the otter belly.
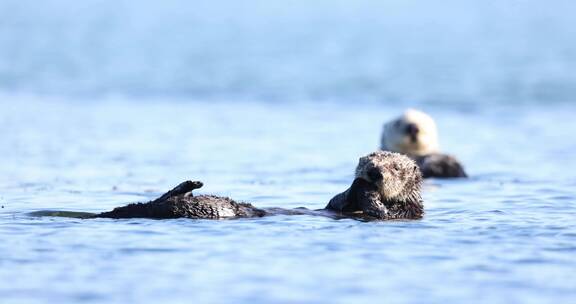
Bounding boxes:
[96,195,267,220]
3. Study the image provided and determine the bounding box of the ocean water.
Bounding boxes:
[1,99,575,303]
[1,1,576,303]
[1,0,576,104]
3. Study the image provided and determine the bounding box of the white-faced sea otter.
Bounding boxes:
[380,109,467,178]
[38,152,423,221]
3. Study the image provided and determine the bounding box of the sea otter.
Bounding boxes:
[29,153,423,221]
[380,109,467,178]
[87,152,422,220]
[326,151,423,219]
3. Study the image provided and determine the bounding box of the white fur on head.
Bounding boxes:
[355,151,422,202]
[380,109,439,157]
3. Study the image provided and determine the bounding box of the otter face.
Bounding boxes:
[380,109,439,157]
[355,151,422,202]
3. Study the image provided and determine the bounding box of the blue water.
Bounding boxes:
[1,1,576,303]
[1,0,576,103]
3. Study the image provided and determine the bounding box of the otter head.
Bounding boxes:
[355,151,422,205]
[380,109,439,157]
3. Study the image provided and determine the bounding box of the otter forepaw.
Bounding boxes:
[363,207,389,220]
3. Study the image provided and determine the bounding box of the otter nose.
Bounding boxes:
[405,123,419,142]
[367,168,383,182]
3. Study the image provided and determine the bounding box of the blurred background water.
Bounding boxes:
[1,0,575,303]
[1,0,576,103]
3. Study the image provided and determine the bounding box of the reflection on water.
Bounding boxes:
[0,99,575,303]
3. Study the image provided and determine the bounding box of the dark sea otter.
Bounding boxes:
[380,109,467,178]
[32,152,423,221]
[326,151,424,219]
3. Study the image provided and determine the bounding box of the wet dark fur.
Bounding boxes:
[95,175,423,221]
[415,153,467,178]
[325,178,423,220]
[96,181,266,219]
[94,180,374,220]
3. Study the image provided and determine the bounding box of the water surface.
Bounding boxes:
[1,0,576,302]
[1,99,575,303]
